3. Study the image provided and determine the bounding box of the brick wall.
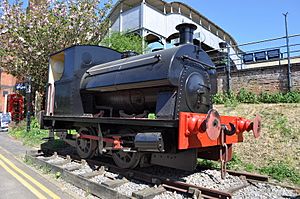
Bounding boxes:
[217,63,300,94]
[0,71,17,112]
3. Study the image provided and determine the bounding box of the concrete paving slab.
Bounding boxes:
[0,164,36,199]
[0,131,32,156]
[0,131,73,199]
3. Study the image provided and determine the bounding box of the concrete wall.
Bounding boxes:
[0,72,17,112]
[217,63,300,94]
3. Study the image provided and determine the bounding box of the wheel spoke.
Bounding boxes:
[112,151,140,169]
[76,127,97,159]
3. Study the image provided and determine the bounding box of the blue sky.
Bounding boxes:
[177,0,300,44]
[7,0,300,52]
[174,0,300,55]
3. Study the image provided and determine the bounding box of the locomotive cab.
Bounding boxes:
[46,45,122,116]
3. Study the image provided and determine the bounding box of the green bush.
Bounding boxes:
[213,91,239,107]
[237,88,258,103]
[212,93,225,104]
[213,90,300,104]
[9,118,48,147]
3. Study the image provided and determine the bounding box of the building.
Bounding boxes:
[0,69,17,112]
[108,0,241,68]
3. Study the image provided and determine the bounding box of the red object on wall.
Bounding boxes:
[7,94,24,122]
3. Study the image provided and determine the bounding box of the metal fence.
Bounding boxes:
[207,33,300,92]
[208,33,300,70]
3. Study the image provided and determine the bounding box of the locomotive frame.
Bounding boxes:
[41,23,261,172]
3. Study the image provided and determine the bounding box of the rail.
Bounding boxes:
[24,145,299,199]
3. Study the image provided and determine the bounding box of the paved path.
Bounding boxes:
[0,131,72,199]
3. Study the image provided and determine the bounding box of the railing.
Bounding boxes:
[207,33,300,70]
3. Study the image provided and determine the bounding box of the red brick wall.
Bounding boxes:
[217,63,300,94]
[0,71,17,112]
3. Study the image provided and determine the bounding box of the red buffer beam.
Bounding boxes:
[178,109,261,150]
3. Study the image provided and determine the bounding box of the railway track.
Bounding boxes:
[25,149,299,199]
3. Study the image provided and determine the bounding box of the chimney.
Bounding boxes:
[175,23,197,45]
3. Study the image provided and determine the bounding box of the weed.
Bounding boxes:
[237,88,259,103]
[259,162,300,185]
[24,156,34,166]
[40,165,52,174]
[270,115,292,137]
[55,171,61,179]
[197,159,220,169]
[213,91,300,104]
[227,153,243,170]
[8,118,48,147]
[244,163,256,172]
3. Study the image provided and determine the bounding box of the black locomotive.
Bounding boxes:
[42,23,260,171]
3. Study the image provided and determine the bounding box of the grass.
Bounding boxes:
[213,90,300,104]
[198,153,300,186]
[8,118,48,147]
[269,115,294,138]
[259,162,300,185]
[9,105,300,186]
[214,103,300,186]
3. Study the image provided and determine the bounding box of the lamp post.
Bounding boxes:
[219,42,231,93]
[283,12,292,92]
[26,77,31,132]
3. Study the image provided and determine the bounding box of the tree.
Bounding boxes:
[0,0,113,92]
[101,31,147,54]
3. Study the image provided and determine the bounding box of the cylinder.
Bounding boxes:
[176,23,197,45]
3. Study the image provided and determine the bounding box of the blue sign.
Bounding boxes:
[15,83,26,90]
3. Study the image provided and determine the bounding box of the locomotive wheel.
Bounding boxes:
[112,129,141,169]
[76,127,97,159]
[112,151,141,169]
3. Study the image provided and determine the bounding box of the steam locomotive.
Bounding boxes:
[41,23,261,171]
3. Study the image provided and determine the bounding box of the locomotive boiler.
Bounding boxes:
[42,23,261,172]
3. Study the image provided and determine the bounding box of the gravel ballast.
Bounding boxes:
[32,154,299,199]
[114,181,150,197]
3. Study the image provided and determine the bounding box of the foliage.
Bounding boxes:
[226,153,243,170]
[198,153,243,170]
[213,89,300,104]
[101,31,146,54]
[0,0,113,92]
[259,162,300,185]
[197,159,219,169]
[258,91,300,103]
[198,153,300,185]
[237,88,258,103]
[270,115,292,137]
[213,91,239,107]
[9,118,48,146]
[244,163,255,172]
[55,171,61,179]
